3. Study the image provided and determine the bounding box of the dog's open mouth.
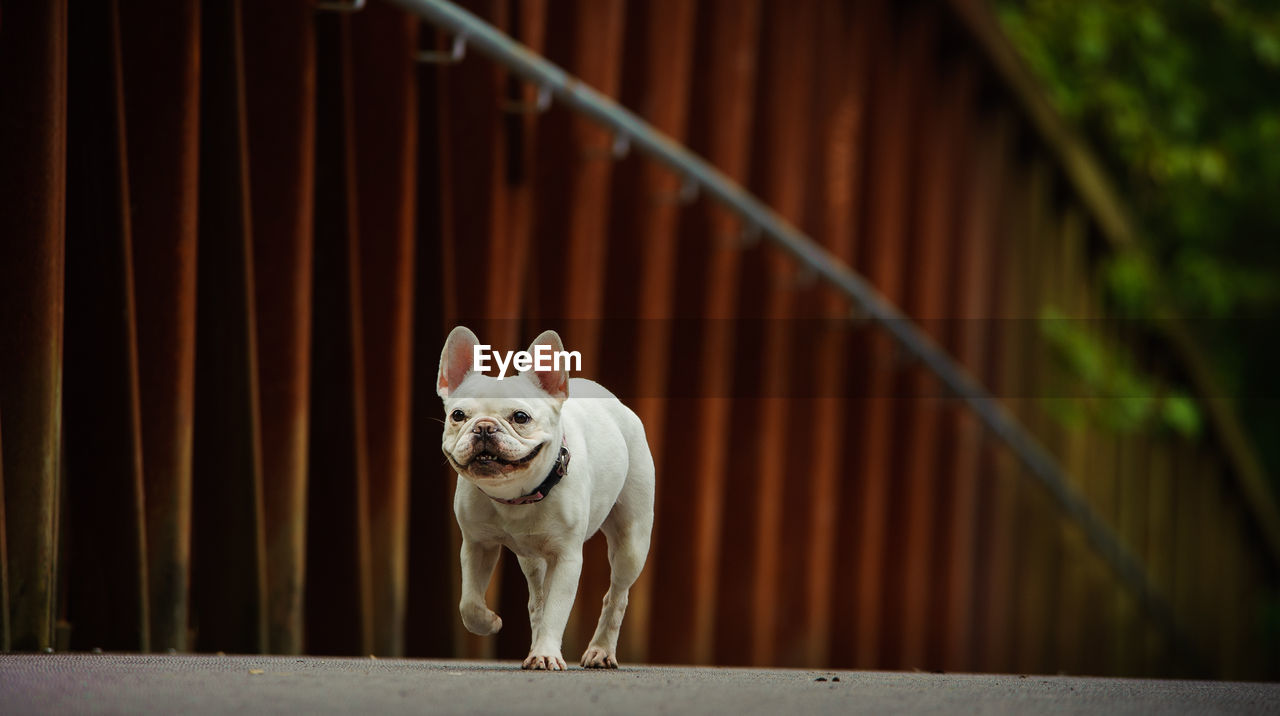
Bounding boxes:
[469,442,543,468]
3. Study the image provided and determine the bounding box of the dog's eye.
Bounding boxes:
[512,411,530,425]
[450,409,466,423]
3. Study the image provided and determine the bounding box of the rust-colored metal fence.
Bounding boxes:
[0,0,1276,679]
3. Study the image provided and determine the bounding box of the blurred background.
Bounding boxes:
[0,0,1277,680]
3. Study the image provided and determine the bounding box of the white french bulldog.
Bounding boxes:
[436,326,655,670]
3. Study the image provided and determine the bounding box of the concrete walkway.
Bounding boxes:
[1,654,1276,715]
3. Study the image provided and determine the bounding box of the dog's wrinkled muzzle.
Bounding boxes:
[460,438,544,476]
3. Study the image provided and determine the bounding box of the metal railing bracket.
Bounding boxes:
[501,84,552,114]
[316,0,366,13]
[417,33,467,64]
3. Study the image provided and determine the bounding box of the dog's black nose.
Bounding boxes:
[471,418,499,435]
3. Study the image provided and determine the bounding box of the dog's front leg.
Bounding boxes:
[522,550,582,671]
[517,555,547,635]
[458,539,503,635]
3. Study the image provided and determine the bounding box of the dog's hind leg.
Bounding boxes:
[581,483,654,668]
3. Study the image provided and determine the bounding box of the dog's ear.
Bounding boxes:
[522,329,569,402]
[437,326,480,398]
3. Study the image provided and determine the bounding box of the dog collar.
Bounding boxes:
[487,436,570,506]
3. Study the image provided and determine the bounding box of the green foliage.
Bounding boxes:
[1038,306,1202,437]
[1161,390,1203,437]
[998,0,1280,476]
[997,0,1280,317]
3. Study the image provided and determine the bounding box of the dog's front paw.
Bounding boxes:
[460,604,503,636]
[522,652,567,671]
[580,646,618,669]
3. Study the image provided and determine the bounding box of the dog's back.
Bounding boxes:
[561,377,655,536]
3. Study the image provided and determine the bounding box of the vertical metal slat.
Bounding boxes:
[849,0,930,668]
[894,46,971,673]
[306,9,375,656]
[0,0,68,654]
[351,1,420,657]
[119,0,202,654]
[191,0,270,654]
[242,0,318,656]
[62,0,151,653]
[647,0,762,666]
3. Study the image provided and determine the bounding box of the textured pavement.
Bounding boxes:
[1,653,1277,715]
